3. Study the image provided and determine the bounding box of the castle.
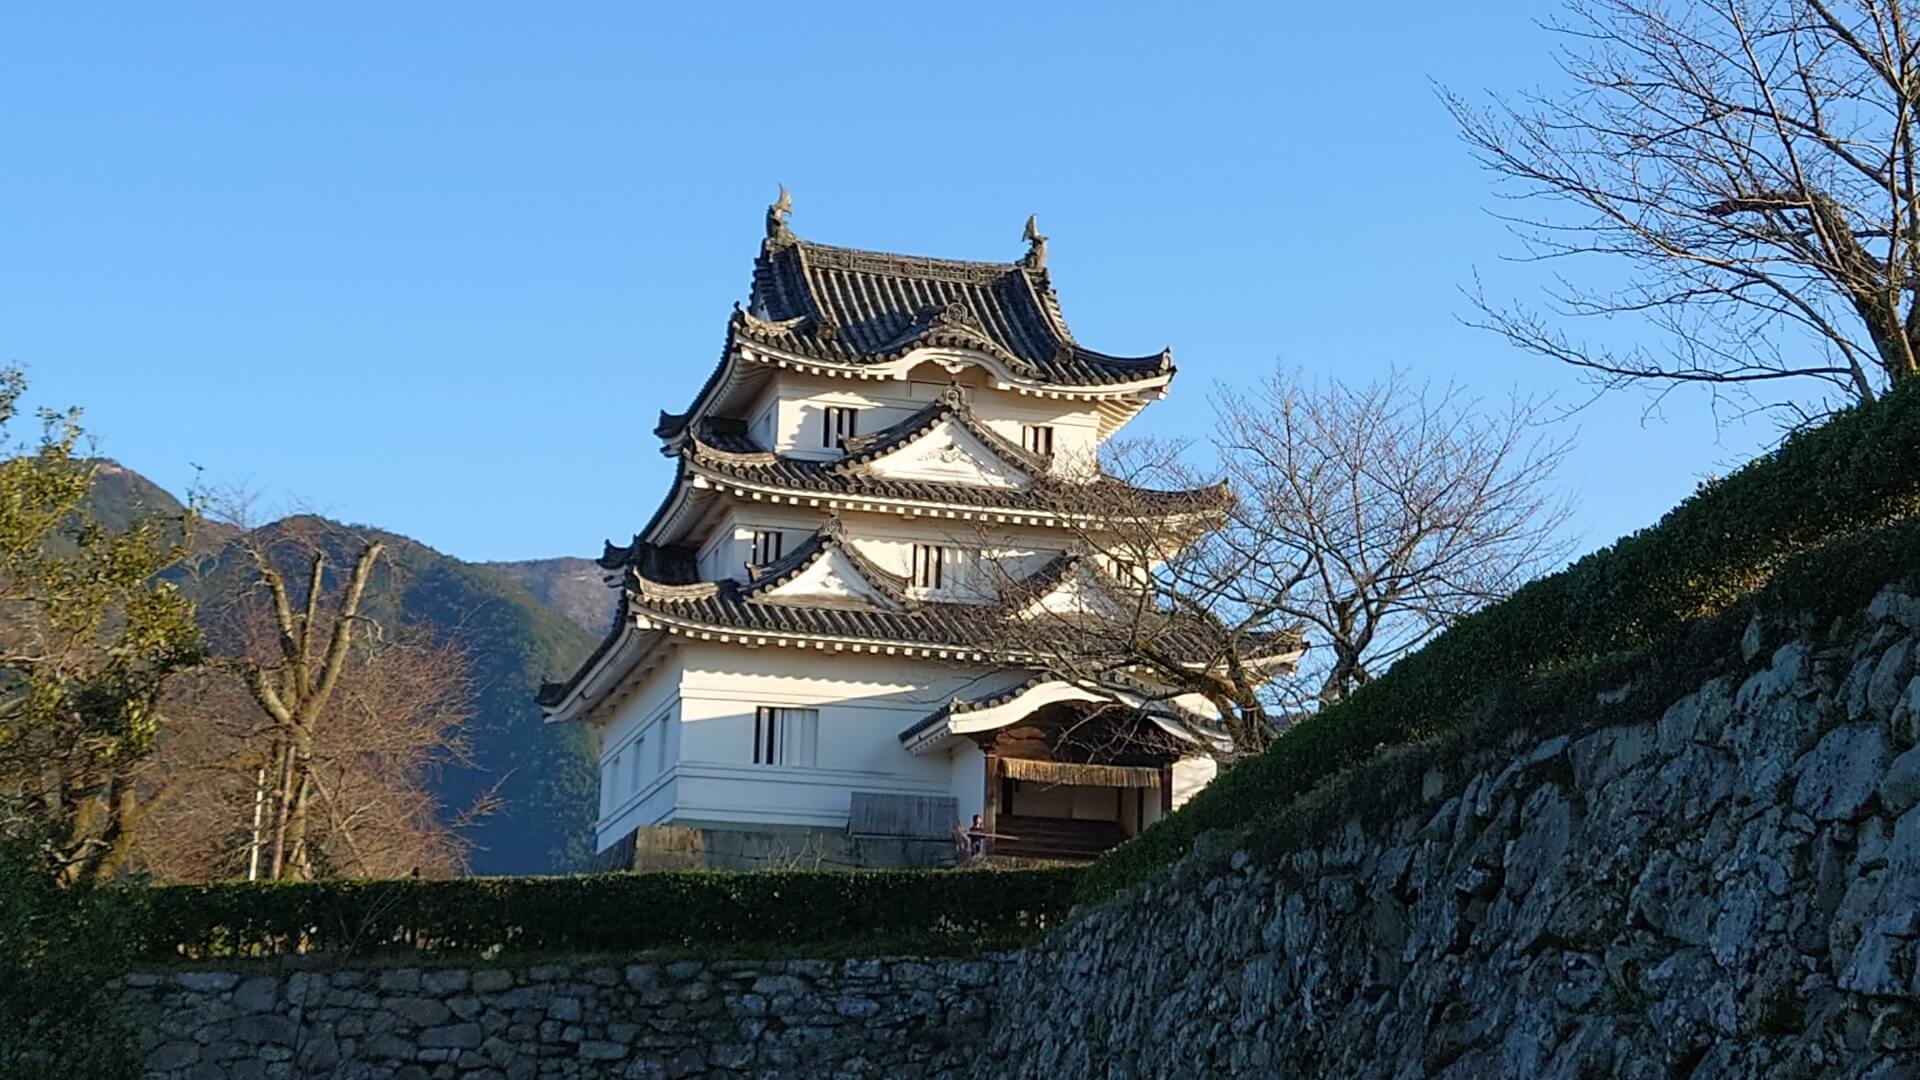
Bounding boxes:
[539,193,1299,868]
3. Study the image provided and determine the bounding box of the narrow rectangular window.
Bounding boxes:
[752,529,783,565]
[754,707,777,764]
[823,406,859,448]
[629,734,645,791]
[754,706,819,767]
[1022,424,1055,455]
[911,543,946,590]
[599,760,615,816]
[655,721,668,772]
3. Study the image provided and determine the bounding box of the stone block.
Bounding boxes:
[231,1013,297,1045]
[390,996,452,1027]
[231,975,278,1012]
[472,968,515,994]
[376,968,423,994]
[174,971,240,993]
[1870,642,1915,721]
[419,1022,483,1050]
[420,969,470,996]
[579,1040,629,1061]
[1796,724,1891,821]
[147,1041,201,1070]
[1884,746,1920,814]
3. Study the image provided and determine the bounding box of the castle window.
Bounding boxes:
[1022,424,1056,455]
[629,733,645,791]
[823,406,859,448]
[911,544,947,590]
[752,529,783,565]
[754,707,819,767]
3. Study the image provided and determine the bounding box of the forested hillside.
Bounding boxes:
[86,463,601,875]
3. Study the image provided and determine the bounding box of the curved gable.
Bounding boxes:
[856,414,1032,490]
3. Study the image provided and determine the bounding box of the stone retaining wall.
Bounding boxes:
[984,587,1920,1077]
[119,955,993,1079]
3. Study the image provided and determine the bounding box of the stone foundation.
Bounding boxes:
[120,956,993,1079]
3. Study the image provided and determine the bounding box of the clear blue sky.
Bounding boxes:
[5,2,1772,563]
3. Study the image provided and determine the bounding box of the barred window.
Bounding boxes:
[823,406,859,448]
[911,544,946,590]
[753,707,819,767]
[1022,424,1055,455]
[752,529,783,565]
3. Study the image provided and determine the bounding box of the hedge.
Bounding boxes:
[131,867,1078,961]
[1077,379,1920,905]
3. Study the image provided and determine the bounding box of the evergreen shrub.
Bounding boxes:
[134,866,1078,960]
[1078,381,1920,905]
[0,838,141,1079]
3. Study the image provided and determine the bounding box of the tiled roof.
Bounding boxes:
[540,539,1304,713]
[678,401,1232,516]
[896,675,1049,745]
[895,674,1227,751]
[655,206,1174,441]
[741,238,1171,385]
[614,539,1297,662]
[535,540,696,709]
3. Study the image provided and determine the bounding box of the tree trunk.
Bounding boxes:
[267,739,295,879]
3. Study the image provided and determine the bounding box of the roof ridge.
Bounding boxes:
[792,238,1022,281]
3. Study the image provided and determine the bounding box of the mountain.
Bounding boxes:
[85,465,603,876]
[482,557,619,635]
[82,460,240,553]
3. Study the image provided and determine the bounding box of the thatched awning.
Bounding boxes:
[999,757,1161,788]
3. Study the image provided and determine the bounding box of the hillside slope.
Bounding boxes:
[482,556,617,635]
[87,466,601,876]
[82,460,238,553]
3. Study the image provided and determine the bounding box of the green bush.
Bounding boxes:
[132,866,1078,960]
[1078,380,1920,905]
[0,838,141,1079]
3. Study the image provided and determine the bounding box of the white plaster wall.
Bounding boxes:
[949,742,986,824]
[1171,756,1218,809]
[595,651,688,849]
[695,503,824,585]
[680,503,1066,600]
[669,644,1004,829]
[977,401,1101,479]
[585,637,1222,851]
[844,520,1062,600]
[726,366,1111,472]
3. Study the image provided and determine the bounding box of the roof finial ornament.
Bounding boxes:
[766,185,795,245]
[1020,214,1048,271]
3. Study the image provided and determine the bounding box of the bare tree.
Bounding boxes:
[229,529,386,879]
[134,615,480,881]
[1212,371,1572,708]
[1444,0,1920,420]
[971,440,1301,755]
[975,370,1568,750]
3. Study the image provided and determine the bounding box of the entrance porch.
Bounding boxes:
[978,704,1182,863]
